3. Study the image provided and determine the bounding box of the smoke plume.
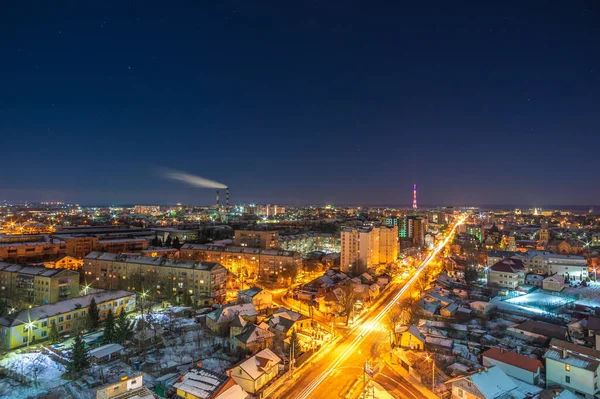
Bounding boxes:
[161,168,227,189]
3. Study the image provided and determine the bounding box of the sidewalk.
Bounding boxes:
[384,358,439,399]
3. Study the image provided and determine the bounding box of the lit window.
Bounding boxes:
[565,364,570,371]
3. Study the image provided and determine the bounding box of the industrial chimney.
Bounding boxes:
[226,187,230,207]
[216,190,220,208]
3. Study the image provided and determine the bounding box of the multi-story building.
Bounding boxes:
[487,258,526,289]
[407,217,427,247]
[379,225,399,264]
[180,244,302,283]
[489,250,588,281]
[279,233,340,254]
[384,216,408,238]
[0,262,80,307]
[0,234,66,263]
[0,290,135,349]
[234,230,279,249]
[545,339,600,399]
[53,234,149,258]
[150,228,198,243]
[83,252,227,305]
[340,226,398,274]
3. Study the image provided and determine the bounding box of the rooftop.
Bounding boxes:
[85,251,224,271]
[0,290,133,327]
[482,347,543,373]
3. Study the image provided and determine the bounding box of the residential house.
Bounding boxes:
[469,301,496,315]
[544,339,600,399]
[482,347,543,385]
[232,324,274,354]
[487,259,526,289]
[237,287,273,312]
[543,275,565,292]
[447,366,532,399]
[94,372,154,399]
[507,320,567,344]
[174,366,248,399]
[228,348,282,395]
[400,325,426,350]
[206,303,258,336]
[441,303,459,317]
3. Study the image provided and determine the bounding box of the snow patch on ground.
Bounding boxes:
[0,351,66,399]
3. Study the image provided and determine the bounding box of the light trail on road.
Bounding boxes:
[294,216,466,399]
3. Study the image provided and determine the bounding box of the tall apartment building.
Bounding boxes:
[407,217,427,247]
[84,252,227,305]
[340,226,398,274]
[180,244,302,283]
[234,230,279,249]
[384,216,408,238]
[0,290,134,350]
[0,262,80,307]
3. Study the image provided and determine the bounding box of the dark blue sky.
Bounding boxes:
[1,1,599,206]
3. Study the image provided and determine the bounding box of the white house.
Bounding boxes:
[544,339,600,399]
[228,348,281,394]
[542,275,565,292]
[447,366,518,399]
[482,347,543,386]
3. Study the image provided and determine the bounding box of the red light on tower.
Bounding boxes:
[413,184,418,209]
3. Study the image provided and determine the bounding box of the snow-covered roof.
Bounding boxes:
[0,290,133,327]
[207,303,258,324]
[406,325,426,343]
[89,343,124,359]
[85,251,224,271]
[173,367,230,399]
[458,366,517,399]
[232,348,281,380]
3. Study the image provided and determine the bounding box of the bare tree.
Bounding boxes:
[337,283,357,326]
[386,305,403,345]
[414,274,430,294]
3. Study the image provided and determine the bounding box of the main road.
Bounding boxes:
[271,216,466,399]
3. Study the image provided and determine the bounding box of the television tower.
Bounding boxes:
[412,184,418,210]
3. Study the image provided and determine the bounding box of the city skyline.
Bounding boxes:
[2,2,599,205]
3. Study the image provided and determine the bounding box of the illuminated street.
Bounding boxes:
[272,217,465,399]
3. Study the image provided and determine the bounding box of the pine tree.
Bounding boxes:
[87,298,100,331]
[290,328,302,358]
[151,234,159,247]
[182,290,193,307]
[115,308,132,344]
[67,334,90,379]
[172,236,181,249]
[165,234,172,247]
[49,323,60,344]
[102,310,115,344]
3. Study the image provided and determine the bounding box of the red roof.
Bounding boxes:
[490,258,525,273]
[482,347,543,373]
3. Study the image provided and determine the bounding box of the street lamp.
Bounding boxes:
[425,355,435,392]
[24,315,36,348]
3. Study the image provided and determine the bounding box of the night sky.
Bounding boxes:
[1,2,599,207]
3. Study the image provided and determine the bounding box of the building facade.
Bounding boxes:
[340,226,398,274]
[545,339,600,399]
[487,258,526,289]
[83,252,227,305]
[0,290,135,349]
[180,244,302,283]
[234,230,279,249]
[0,263,80,307]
